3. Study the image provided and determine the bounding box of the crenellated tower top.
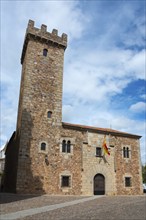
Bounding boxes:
[21,19,67,64]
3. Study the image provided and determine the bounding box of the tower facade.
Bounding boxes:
[16,20,68,193]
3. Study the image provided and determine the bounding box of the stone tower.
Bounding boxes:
[16,20,67,193]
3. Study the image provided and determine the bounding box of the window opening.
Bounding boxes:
[62,140,66,153]
[62,140,71,153]
[43,49,48,57]
[41,142,46,151]
[96,147,102,157]
[127,147,129,158]
[123,147,130,158]
[61,176,70,187]
[47,111,52,118]
[67,141,71,153]
[123,147,126,158]
[125,177,131,187]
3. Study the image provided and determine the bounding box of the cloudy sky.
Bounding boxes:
[1,1,145,164]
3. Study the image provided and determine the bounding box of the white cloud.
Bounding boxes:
[140,94,146,100]
[64,46,145,106]
[9,1,90,41]
[129,102,146,113]
[89,2,145,49]
[126,50,145,80]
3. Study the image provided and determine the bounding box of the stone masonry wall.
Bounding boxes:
[81,132,116,196]
[18,126,83,195]
[114,136,143,195]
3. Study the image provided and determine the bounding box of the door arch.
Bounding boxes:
[94,174,105,195]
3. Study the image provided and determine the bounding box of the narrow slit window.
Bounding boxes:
[127,147,129,158]
[67,141,71,153]
[123,147,126,158]
[62,140,66,153]
[43,49,48,57]
[47,111,52,118]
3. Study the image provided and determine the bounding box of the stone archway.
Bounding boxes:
[94,174,105,195]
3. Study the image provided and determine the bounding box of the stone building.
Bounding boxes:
[3,20,143,195]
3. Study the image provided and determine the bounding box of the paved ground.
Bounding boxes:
[0,193,146,220]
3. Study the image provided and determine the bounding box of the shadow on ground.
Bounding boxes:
[0,192,43,204]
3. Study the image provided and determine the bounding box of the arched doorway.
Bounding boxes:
[94,174,105,195]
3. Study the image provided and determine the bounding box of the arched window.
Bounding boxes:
[123,147,126,158]
[126,147,129,158]
[62,140,71,153]
[123,147,130,158]
[41,142,46,151]
[43,49,48,57]
[62,140,66,153]
[67,141,71,153]
[47,111,52,118]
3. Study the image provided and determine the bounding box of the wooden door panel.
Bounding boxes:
[94,174,105,195]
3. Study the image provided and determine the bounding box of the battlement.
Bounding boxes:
[21,20,67,64]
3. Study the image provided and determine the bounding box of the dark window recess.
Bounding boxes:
[96,147,102,157]
[125,177,131,187]
[62,140,71,153]
[41,142,46,151]
[47,111,52,118]
[123,147,130,158]
[127,147,129,158]
[43,49,48,57]
[62,140,66,153]
[123,147,126,158]
[67,141,71,153]
[110,145,114,148]
[61,176,70,187]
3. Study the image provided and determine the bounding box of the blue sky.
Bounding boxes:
[0,0,146,164]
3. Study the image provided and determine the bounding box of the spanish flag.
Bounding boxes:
[102,136,110,156]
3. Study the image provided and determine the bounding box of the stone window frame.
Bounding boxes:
[45,109,53,123]
[122,145,131,160]
[39,141,48,154]
[60,137,75,156]
[61,176,71,187]
[62,140,71,153]
[59,171,72,190]
[123,174,132,188]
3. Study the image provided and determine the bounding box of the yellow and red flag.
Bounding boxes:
[102,136,110,156]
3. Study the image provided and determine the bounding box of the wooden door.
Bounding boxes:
[94,174,105,195]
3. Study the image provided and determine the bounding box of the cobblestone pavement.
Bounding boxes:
[0,193,146,220]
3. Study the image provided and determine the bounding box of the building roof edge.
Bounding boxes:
[62,122,142,139]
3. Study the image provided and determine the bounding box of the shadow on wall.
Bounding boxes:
[1,109,45,196]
